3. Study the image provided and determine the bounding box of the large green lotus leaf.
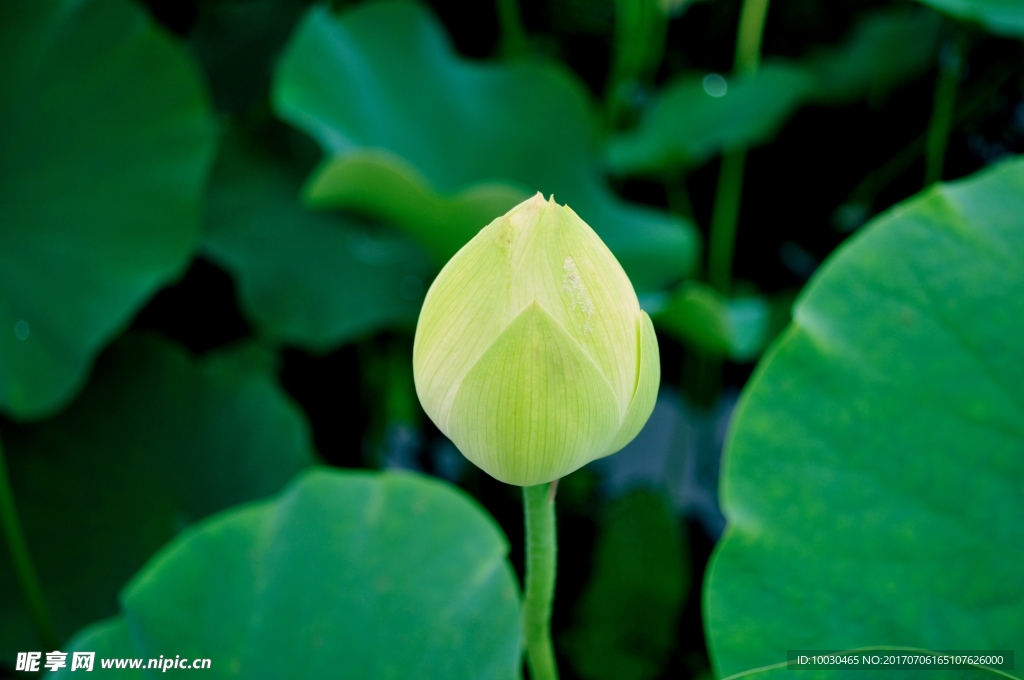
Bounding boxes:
[272,1,697,291]
[705,157,1024,679]
[0,335,314,661]
[605,63,814,176]
[0,0,215,419]
[913,0,1024,38]
[201,129,430,351]
[561,489,688,680]
[805,7,942,105]
[50,469,522,679]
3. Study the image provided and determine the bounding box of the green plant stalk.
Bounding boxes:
[844,57,1021,210]
[708,150,747,294]
[683,349,723,411]
[0,430,58,650]
[496,0,529,58]
[690,0,772,406]
[734,0,772,77]
[605,0,668,128]
[925,39,963,186]
[706,0,771,296]
[666,171,696,223]
[522,483,559,680]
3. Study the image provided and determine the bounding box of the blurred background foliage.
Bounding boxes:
[1,0,1022,677]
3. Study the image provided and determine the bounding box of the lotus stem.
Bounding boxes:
[707,0,772,296]
[522,482,559,680]
[925,37,964,186]
[708,149,747,294]
[496,0,529,58]
[0,429,58,649]
[734,0,772,76]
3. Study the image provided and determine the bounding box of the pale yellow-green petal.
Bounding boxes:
[601,310,661,457]
[446,301,620,486]
[412,210,520,433]
[501,196,641,413]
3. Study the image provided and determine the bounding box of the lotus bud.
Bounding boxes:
[413,194,660,486]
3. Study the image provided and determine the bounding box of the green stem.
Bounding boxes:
[0,429,58,649]
[496,0,529,58]
[843,57,1021,211]
[682,349,722,410]
[706,0,771,295]
[605,0,668,129]
[666,172,696,223]
[708,150,746,295]
[734,0,772,76]
[522,483,559,680]
[924,38,964,186]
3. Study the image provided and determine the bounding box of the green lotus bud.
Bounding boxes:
[413,193,660,486]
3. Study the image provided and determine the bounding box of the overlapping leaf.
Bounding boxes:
[50,469,522,679]
[303,149,528,266]
[653,282,780,362]
[913,0,1024,38]
[272,1,698,291]
[190,0,308,113]
[705,158,1024,678]
[201,128,430,351]
[0,0,215,419]
[606,7,940,176]
[0,335,314,660]
[607,63,814,175]
[805,7,943,104]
